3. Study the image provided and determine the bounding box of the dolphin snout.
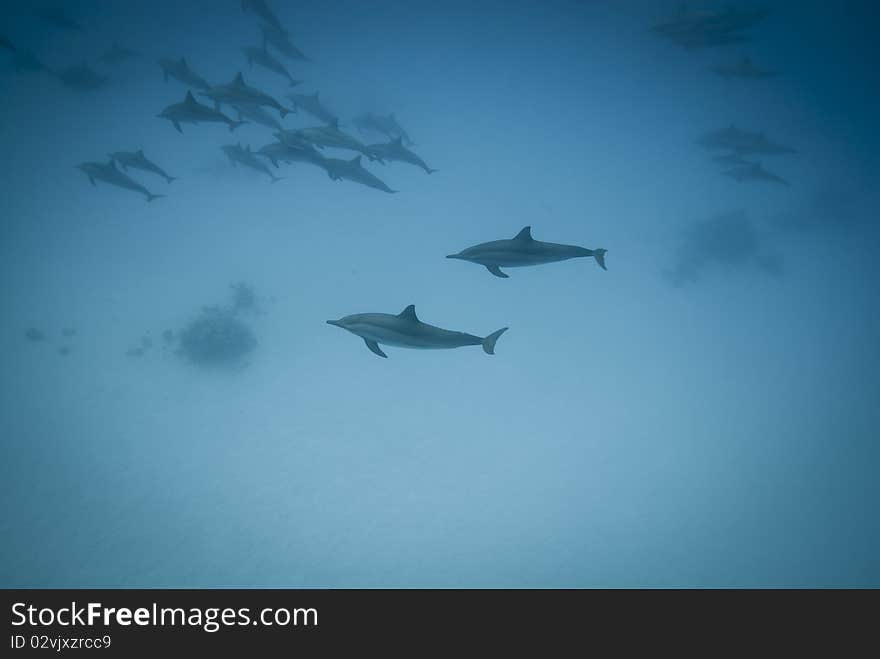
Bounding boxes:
[326,319,341,327]
[446,254,461,259]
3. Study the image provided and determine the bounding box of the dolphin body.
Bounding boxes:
[77,160,164,202]
[234,103,284,131]
[353,112,414,145]
[222,143,283,183]
[327,304,508,359]
[242,0,283,31]
[200,72,290,118]
[447,226,607,278]
[260,23,309,61]
[110,150,176,184]
[158,57,211,90]
[98,42,139,66]
[711,57,778,79]
[699,125,795,155]
[257,140,326,169]
[158,90,246,133]
[242,45,301,87]
[712,152,754,167]
[287,92,337,124]
[54,62,107,90]
[724,163,789,186]
[295,121,383,161]
[322,155,397,193]
[367,137,435,173]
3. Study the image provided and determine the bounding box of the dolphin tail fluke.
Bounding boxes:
[425,167,437,174]
[592,249,608,271]
[482,327,508,355]
[229,120,246,132]
[146,193,164,202]
[173,121,182,134]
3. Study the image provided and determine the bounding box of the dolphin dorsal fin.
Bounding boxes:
[234,72,245,86]
[398,305,419,322]
[185,90,197,104]
[513,226,533,241]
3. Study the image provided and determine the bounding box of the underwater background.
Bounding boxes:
[1,0,878,588]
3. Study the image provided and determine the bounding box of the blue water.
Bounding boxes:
[1,0,878,588]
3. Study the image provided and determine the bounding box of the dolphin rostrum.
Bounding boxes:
[158,57,211,90]
[447,226,607,278]
[77,160,164,202]
[158,90,246,133]
[110,150,176,184]
[200,72,290,117]
[327,305,508,358]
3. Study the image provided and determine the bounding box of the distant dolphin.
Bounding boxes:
[296,120,383,161]
[242,45,301,87]
[77,160,164,202]
[327,304,508,358]
[98,42,139,66]
[353,112,414,145]
[200,72,290,117]
[242,0,283,31]
[257,140,326,169]
[222,143,283,183]
[36,7,83,31]
[322,155,397,193]
[158,57,211,90]
[286,91,337,124]
[367,137,435,173]
[110,150,176,183]
[234,102,284,131]
[447,226,607,278]
[54,62,107,90]
[158,90,246,133]
[711,57,778,80]
[724,163,789,186]
[712,152,754,167]
[260,23,309,61]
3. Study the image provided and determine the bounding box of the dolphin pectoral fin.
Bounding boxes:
[173,121,182,133]
[363,338,387,358]
[486,265,509,278]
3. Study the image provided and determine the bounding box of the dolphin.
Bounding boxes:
[222,143,283,183]
[447,226,607,278]
[367,137,435,173]
[295,121,383,161]
[712,152,754,167]
[724,163,789,186]
[110,150,176,184]
[98,42,139,66]
[12,49,46,73]
[242,45,301,87]
[54,62,107,90]
[158,57,211,90]
[257,140,326,169]
[36,7,83,31]
[260,23,309,61]
[200,72,290,117]
[327,304,508,358]
[321,155,397,193]
[353,112,414,145]
[234,102,284,131]
[77,160,164,202]
[242,0,283,31]
[1,34,14,51]
[286,91,337,124]
[158,90,246,133]
[698,125,795,155]
[711,57,778,79]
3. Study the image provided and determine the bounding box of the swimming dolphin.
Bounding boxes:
[234,103,284,131]
[447,226,607,278]
[711,57,778,79]
[724,163,789,186]
[0,34,14,51]
[158,90,246,133]
[242,45,301,87]
[54,62,107,90]
[353,112,414,145]
[286,91,337,124]
[327,305,508,358]
[322,155,397,193]
[712,152,754,167]
[242,0,283,31]
[260,23,309,61]
[158,57,211,90]
[77,160,164,202]
[98,42,139,66]
[222,143,283,183]
[699,125,795,155]
[110,150,176,184]
[296,121,383,161]
[200,72,290,117]
[367,137,435,173]
[257,140,326,169]
[36,7,83,31]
